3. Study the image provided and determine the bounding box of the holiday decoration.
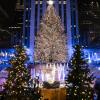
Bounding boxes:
[47,0,54,5]
[3,45,41,100]
[34,4,67,63]
[65,45,94,100]
[31,63,66,84]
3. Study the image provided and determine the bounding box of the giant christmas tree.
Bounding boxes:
[35,3,67,63]
[65,45,94,100]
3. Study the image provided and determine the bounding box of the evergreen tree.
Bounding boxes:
[3,45,41,100]
[65,45,94,100]
[4,45,30,97]
[35,4,67,63]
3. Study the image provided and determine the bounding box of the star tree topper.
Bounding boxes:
[47,0,54,5]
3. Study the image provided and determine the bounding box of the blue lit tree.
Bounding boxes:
[65,45,94,100]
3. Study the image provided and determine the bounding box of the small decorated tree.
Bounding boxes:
[3,45,41,100]
[4,45,30,96]
[65,45,94,100]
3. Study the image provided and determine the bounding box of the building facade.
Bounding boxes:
[78,0,100,48]
[78,0,100,66]
[0,0,100,74]
[0,0,24,68]
[8,0,24,46]
[22,0,100,76]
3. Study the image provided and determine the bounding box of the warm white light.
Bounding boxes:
[98,67,100,70]
[47,0,54,5]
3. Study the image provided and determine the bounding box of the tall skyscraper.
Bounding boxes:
[8,0,24,46]
[0,0,16,48]
[78,0,100,48]
[0,0,24,68]
[77,0,100,74]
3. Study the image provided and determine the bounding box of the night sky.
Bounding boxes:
[0,0,16,28]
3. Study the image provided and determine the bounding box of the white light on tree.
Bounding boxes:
[47,0,54,5]
[98,67,100,70]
